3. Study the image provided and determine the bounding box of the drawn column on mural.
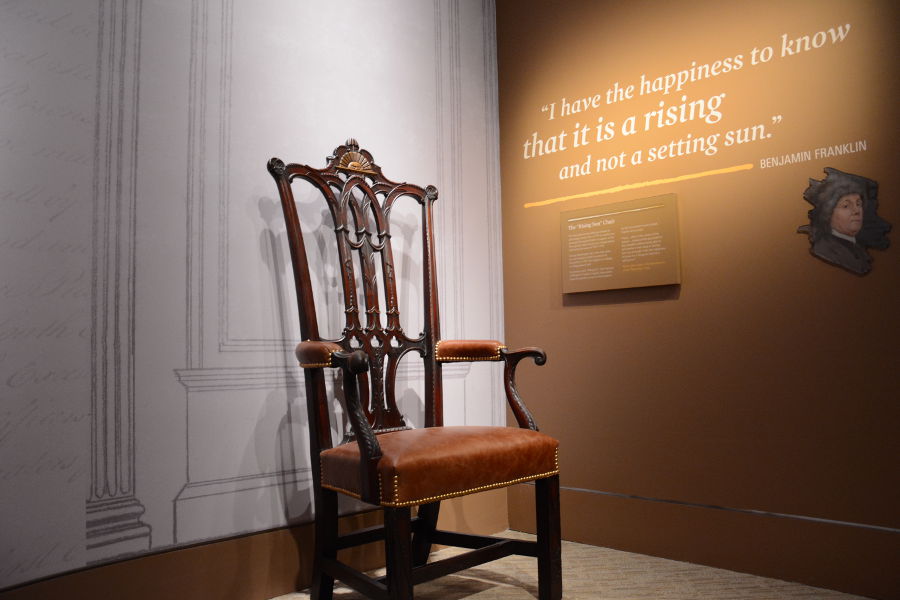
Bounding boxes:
[86,0,152,562]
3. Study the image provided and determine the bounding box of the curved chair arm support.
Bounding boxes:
[500,347,547,431]
[331,350,383,503]
[296,342,383,503]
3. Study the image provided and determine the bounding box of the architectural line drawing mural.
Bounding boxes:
[798,167,891,275]
[172,0,494,546]
[184,0,210,369]
[174,0,332,544]
[433,0,466,339]
[87,0,152,563]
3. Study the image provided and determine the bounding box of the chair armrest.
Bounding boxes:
[295,340,344,368]
[295,341,383,503]
[434,339,506,362]
[500,347,547,431]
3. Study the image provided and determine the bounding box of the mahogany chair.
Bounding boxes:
[267,139,561,600]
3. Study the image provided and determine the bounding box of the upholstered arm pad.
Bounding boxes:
[295,341,345,368]
[435,339,507,362]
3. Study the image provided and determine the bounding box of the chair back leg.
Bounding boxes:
[411,501,441,566]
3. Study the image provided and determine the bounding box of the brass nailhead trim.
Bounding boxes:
[434,341,507,363]
[322,482,362,500]
[322,448,562,507]
[320,458,363,500]
[299,350,339,369]
[381,469,560,507]
[322,470,561,507]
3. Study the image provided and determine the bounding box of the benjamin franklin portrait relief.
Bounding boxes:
[798,168,891,275]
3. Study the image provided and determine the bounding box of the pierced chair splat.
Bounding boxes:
[267,139,561,600]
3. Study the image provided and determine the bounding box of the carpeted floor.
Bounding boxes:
[270,531,869,600]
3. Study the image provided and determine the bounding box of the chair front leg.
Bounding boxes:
[535,475,562,600]
[311,488,338,600]
[384,506,414,600]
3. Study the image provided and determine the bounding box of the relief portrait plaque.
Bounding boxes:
[561,194,681,293]
[797,167,891,276]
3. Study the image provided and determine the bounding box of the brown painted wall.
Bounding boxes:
[497,1,899,598]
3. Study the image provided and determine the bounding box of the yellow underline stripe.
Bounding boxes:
[567,205,664,221]
[524,163,754,209]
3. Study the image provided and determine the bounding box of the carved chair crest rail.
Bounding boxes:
[267,139,561,600]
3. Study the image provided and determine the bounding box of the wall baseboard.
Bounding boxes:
[0,514,374,600]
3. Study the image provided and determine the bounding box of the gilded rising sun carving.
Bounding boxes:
[338,150,375,174]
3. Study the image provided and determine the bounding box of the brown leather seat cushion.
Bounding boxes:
[320,426,559,507]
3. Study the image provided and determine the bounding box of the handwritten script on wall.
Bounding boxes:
[0,1,96,587]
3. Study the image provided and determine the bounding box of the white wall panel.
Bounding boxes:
[0,0,503,588]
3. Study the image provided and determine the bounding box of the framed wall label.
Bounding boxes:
[561,194,681,293]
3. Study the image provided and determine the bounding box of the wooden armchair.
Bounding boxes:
[267,139,561,600]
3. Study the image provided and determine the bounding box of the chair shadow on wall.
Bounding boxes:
[223,197,316,593]
[258,196,402,591]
